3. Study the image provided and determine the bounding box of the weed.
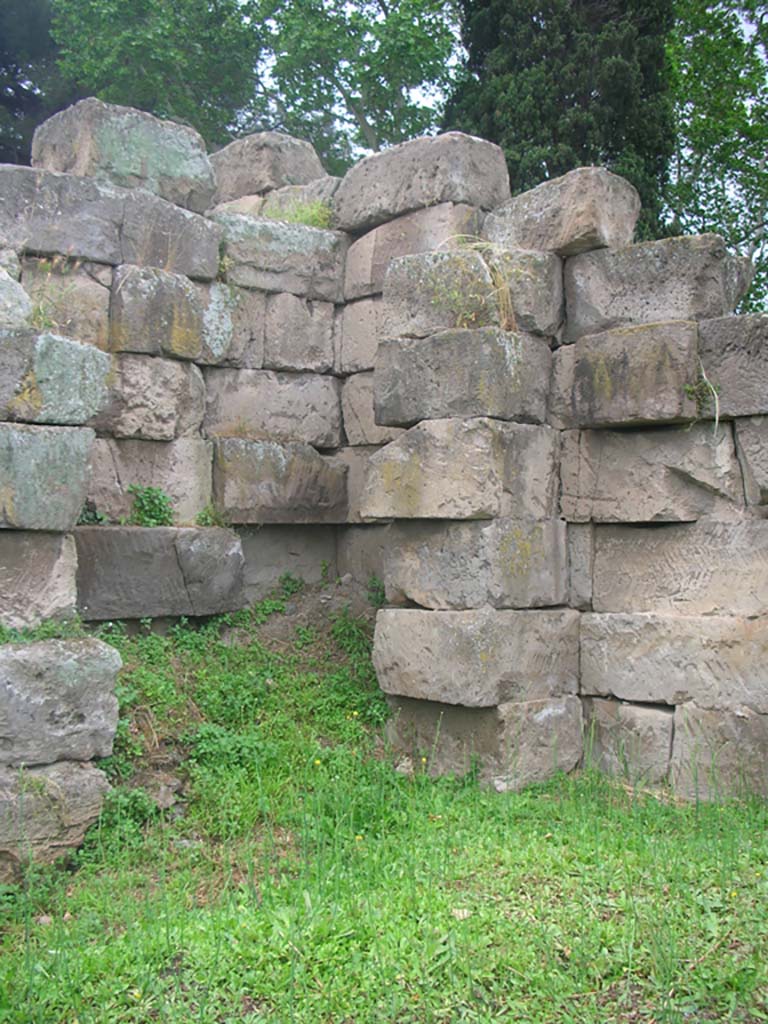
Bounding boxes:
[217,242,234,282]
[685,362,721,431]
[366,573,386,608]
[263,200,332,229]
[25,255,83,333]
[195,503,228,528]
[127,484,174,527]
[279,572,304,598]
[76,499,107,525]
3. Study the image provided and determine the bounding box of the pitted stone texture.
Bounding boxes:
[196,283,265,367]
[110,265,202,359]
[32,98,215,213]
[0,424,94,530]
[344,203,482,300]
[0,762,110,883]
[75,526,246,620]
[493,249,563,336]
[342,373,405,446]
[264,293,334,372]
[564,234,751,342]
[237,524,338,600]
[583,699,673,785]
[92,354,204,440]
[671,703,768,801]
[567,523,594,610]
[211,195,264,218]
[0,639,121,766]
[21,258,111,349]
[336,524,390,582]
[593,522,768,616]
[0,248,20,279]
[560,424,743,522]
[328,447,377,523]
[386,695,583,791]
[334,132,510,232]
[699,314,768,417]
[0,329,111,425]
[0,533,77,629]
[88,438,212,524]
[338,297,382,374]
[484,167,640,257]
[214,439,348,524]
[204,368,342,447]
[260,177,341,219]
[582,613,768,714]
[374,328,551,426]
[381,251,498,339]
[735,417,768,505]
[0,167,221,278]
[373,607,580,707]
[211,132,326,203]
[0,268,32,328]
[384,518,567,610]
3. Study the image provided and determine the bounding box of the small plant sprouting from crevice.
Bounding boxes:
[127,485,174,527]
[367,573,386,609]
[262,200,332,229]
[77,500,107,525]
[434,235,520,333]
[195,503,229,528]
[685,362,721,433]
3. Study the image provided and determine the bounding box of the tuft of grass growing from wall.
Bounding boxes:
[262,200,333,229]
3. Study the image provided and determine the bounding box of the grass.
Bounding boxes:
[1,587,767,1023]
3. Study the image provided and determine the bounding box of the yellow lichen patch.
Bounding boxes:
[165,301,203,359]
[498,525,537,578]
[380,452,424,517]
[8,370,43,418]
[0,484,17,524]
[590,355,613,402]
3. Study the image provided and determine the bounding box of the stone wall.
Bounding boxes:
[1,95,766,864]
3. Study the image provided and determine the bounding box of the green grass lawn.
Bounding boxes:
[1,581,767,1023]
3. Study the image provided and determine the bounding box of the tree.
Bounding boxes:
[666,1,767,310]
[444,0,675,238]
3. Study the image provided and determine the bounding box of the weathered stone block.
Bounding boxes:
[21,257,111,348]
[0,423,94,530]
[699,314,768,417]
[0,533,77,629]
[567,523,594,610]
[373,607,580,707]
[671,703,768,801]
[237,524,337,600]
[110,264,203,359]
[338,297,381,374]
[592,521,768,616]
[0,248,20,280]
[344,203,482,300]
[196,283,265,367]
[384,518,566,610]
[560,423,743,522]
[88,437,212,524]
[0,329,110,425]
[213,439,348,524]
[491,697,583,792]
[564,235,751,342]
[120,190,221,280]
[484,167,640,257]
[361,419,558,521]
[214,212,347,301]
[0,268,31,329]
[328,446,379,523]
[204,368,342,447]
[333,132,510,233]
[75,526,246,619]
[0,639,121,766]
[259,177,341,219]
[264,292,334,372]
[211,132,326,203]
[336,524,389,582]
[375,328,551,426]
[0,762,110,883]
[583,698,673,785]
[735,417,768,504]
[32,98,215,213]
[493,248,563,336]
[582,613,768,713]
[92,354,205,440]
[342,373,404,445]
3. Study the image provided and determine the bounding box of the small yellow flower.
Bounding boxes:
[352,710,359,717]
[421,756,427,765]
[314,758,321,766]
[355,834,363,842]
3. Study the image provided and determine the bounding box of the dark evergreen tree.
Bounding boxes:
[444,0,675,237]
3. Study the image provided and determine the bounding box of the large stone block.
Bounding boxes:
[384,518,566,610]
[484,167,640,257]
[564,235,751,342]
[196,283,265,367]
[87,437,212,524]
[560,423,744,522]
[583,698,673,785]
[338,297,381,374]
[361,419,558,521]
[333,132,510,233]
[0,268,32,329]
[0,247,20,280]
[336,524,389,583]
[264,292,334,372]
[374,328,551,426]
[671,703,768,801]
[213,439,348,524]
[75,526,246,619]
[373,607,580,707]
[237,524,337,600]
[31,98,215,213]
[214,212,347,301]
[0,639,121,766]
[0,423,94,530]
[0,329,110,425]
[211,132,326,203]
[110,264,203,359]
[582,613,768,714]
[119,190,221,280]
[699,314,768,417]
[21,257,111,349]
[592,522,768,616]
[493,248,564,337]
[567,523,594,610]
[329,446,379,523]
[344,203,482,300]
[204,368,342,447]
[0,762,110,882]
[735,417,768,505]
[92,354,205,440]
[342,373,404,446]
[0,532,77,629]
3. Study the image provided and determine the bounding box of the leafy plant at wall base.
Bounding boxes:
[367,574,386,609]
[127,485,174,527]
[77,499,107,525]
[195,504,228,528]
